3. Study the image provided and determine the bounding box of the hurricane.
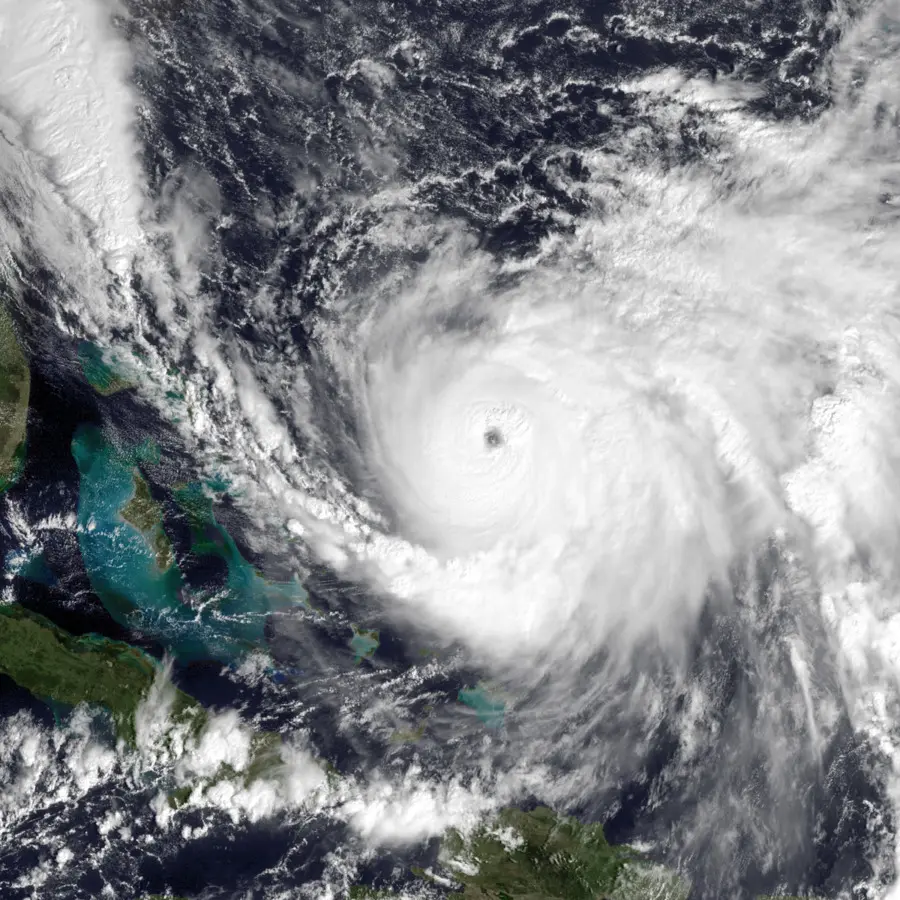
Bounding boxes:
[1,0,900,896]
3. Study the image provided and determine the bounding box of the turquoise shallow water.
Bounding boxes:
[6,548,56,586]
[349,625,380,664]
[458,684,506,728]
[71,425,307,663]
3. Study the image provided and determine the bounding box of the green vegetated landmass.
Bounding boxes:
[0,604,198,743]
[0,594,693,900]
[0,602,288,807]
[172,481,228,555]
[121,472,175,570]
[166,729,286,810]
[0,302,29,491]
[441,806,677,900]
[73,428,308,662]
[353,806,689,900]
[390,705,432,744]
[390,721,428,743]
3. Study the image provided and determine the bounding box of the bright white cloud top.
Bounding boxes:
[1,0,900,894]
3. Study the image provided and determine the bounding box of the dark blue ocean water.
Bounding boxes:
[0,0,890,897]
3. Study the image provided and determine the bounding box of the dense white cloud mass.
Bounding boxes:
[311,4,900,682]
[3,0,900,893]
[0,0,145,293]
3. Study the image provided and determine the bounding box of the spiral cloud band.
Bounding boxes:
[350,243,807,665]
[5,0,900,891]
[316,14,900,675]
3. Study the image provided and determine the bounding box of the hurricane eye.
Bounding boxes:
[484,427,504,448]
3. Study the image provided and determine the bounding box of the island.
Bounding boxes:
[121,471,176,571]
[0,603,287,804]
[0,603,198,744]
[351,805,689,900]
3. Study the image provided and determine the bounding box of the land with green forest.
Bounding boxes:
[0,601,821,900]
[440,806,688,900]
[351,806,689,900]
[0,600,294,814]
[0,603,199,743]
[121,472,175,570]
[0,325,824,899]
[0,302,29,491]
